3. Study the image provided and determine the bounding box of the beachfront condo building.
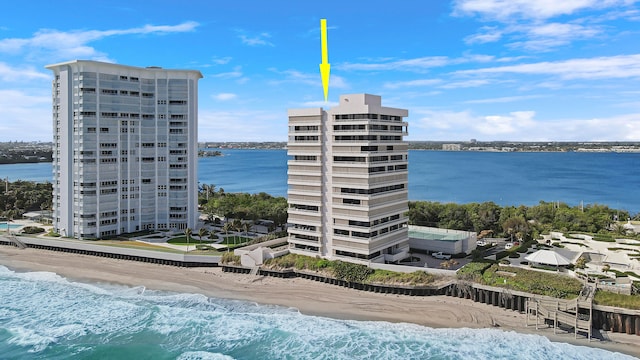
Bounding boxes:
[46,60,202,239]
[287,94,410,264]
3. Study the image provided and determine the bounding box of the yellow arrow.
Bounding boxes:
[319,18,330,102]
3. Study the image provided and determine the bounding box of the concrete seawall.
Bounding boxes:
[0,236,220,267]
[223,265,640,336]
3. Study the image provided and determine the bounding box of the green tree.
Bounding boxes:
[184,228,192,252]
[222,222,233,252]
[197,227,209,245]
[502,216,529,240]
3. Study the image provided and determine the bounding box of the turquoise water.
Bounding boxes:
[1,150,639,213]
[0,223,22,230]
[0,265,634,359]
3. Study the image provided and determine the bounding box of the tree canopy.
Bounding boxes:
[0,180,52,218]
[199,186,287,227]
[408,200,626,238]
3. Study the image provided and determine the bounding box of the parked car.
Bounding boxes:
[432,251,451,260]
[505,243,514,250]
[476,240,487,247]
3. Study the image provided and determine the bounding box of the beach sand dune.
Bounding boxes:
[1,246,638,357]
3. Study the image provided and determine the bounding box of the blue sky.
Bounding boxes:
[1,0,640,142]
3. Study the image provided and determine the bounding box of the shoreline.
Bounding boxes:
[1,246,639,357]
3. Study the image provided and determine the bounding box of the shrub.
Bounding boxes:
[263,253,298,269]
[220,252,240,265]
[593,234,615,242]
[46,229,61,237]
[610,269,629,278]
[332,261,373,283]
[481,264,582,299]
[594,290,640,309]
[457,262,492,282]
[367,270,435,285]
[22,226,45,234]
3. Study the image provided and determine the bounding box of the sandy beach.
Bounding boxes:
[1,245,639,357]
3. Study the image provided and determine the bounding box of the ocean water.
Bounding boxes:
[0,265,634,360]
[1,150,639,213]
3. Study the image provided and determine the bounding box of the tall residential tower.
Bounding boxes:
[287,94,410,264]
[46,60,202,239]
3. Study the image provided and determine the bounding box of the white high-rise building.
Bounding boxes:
[287,94,410,264]
[46,60,202,239]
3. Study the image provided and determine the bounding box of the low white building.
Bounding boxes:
[408,225,477,255]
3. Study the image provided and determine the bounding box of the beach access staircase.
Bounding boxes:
[526,285,594,340]
[249,266,260,276]
[6,234,27,249]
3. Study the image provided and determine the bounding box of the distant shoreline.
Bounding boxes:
[3,147,640,166]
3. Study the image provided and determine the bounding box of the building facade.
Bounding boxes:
[46,60,202,239]
[287,94,410,264]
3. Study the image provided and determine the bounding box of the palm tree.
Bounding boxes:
[184,227,192,252]
[232,219,243,247]
[242,221,251,235]
[197,227,209,245]
[222,222,233,252]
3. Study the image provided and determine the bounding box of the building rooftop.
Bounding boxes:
[408,225,474,242]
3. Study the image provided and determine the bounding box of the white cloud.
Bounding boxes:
[198,109,285,141]
[439,79,491,89]
[211,66,248,84]
[298,100,339,108]
[212,67,243,78]
[212,93,237,101]
[453,0,629,21]
[269,69,349,89]
[410,108,640,141]
[340,54,515,73]
[0,62,49,82]
[238,32,274,46]
[211,56,232,65]
[384,79,442,89]
[510,22,601,50]
[464,26,503,44]
[340,56,452,72]
[455,54,640,80]
[456,1,633,51]
[0,21,199,61]
[0,90,51,141]
[384,78,490,90]
[464,95,544,104]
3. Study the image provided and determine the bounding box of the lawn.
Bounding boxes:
[220,235,252,245]
[594,291,640,310]
[481,264,583,299]
[167,236,215,246]
[95,240,184,253]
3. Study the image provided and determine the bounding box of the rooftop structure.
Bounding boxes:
[408,225,477,255]
[46,60,202,239]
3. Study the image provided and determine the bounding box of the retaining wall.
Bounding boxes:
[0,237,219,267]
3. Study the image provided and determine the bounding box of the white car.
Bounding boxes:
[505,243,514,250]
[432,252,451,260]
[476,240,487,247]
